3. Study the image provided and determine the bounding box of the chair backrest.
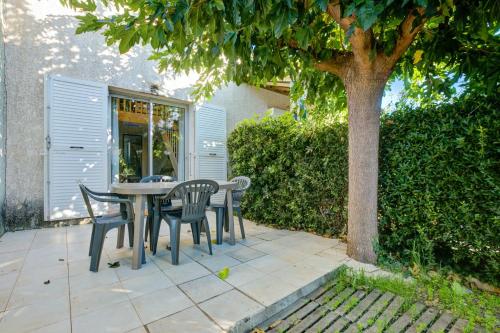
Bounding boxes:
[79,183,96,220]
[140,175,176,183]
[167,180,219,223]
[230,176,251,202]
[231,176,251,191]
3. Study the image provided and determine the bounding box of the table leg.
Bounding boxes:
[116,225,124,248]
[226,189,235,245]
[132,194,145,269]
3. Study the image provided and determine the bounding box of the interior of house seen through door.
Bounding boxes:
[110,96,185,183]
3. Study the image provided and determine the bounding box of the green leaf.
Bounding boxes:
[344,3,356,17]
[413,50,424,64]
[218,267,230,280]
[296,27,312,49]
[273,14,287,38]
[213,0,225,11]
[118,29,137,54]
[315,0,328,12]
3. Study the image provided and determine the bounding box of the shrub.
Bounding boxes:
[378,93,500,283]
[228,93,499,283]
[228,113,348,236]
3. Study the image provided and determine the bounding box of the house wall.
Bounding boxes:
[3,0,289,229]
[0,0,6,235]
[209,83,289,133]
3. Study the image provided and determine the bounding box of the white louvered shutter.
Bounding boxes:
[195,104,227,203]
[45,75,108,220]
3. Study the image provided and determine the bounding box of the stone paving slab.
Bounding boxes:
[256,283,486,333]
[0,212,350,333]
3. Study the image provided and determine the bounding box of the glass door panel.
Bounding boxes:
[110,96,185,183]
[152,104,184,180]
[111,97,149,183]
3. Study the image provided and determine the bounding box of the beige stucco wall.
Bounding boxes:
[209,83,289,133]
[3,0,289,228]
[0,0,6,234]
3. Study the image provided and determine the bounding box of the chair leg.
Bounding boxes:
[144,216,150,242]
[151,212,162,255]
[191,222,200,245]
[236,207,245,239]
[141,241,146,264]
[117,225,125,249]
[89,224,96,256]
[148,215,154,248]
[215,209,224,245]
[127,223,134,247]
[202,217,213,255]
[224,208,229,232]
[169,220,181,265]
[144,197,153,242]
[90,225,106,272]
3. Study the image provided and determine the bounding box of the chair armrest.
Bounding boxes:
[85,190,130,204]
[85,191,134,221]
[86,187,129,200]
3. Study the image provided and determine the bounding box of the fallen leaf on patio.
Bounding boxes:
[218,267,230,280]
[251,329,265,333]
[108,261,120,268]
[269,320,282,329]
[43,280,50,285]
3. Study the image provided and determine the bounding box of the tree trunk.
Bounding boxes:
[344,74,386,264]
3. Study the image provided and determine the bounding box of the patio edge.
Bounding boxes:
[228,266,344,333]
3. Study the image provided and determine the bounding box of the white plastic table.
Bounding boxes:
[110,180,238,269]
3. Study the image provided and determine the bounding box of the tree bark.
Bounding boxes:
[321,3,425,264]
[344,73,386,264]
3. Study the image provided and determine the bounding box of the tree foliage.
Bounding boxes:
[63,0,499,101]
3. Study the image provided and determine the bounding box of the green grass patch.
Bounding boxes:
[334,266,500,331]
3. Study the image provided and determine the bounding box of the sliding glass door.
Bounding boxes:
[110,96,185,183]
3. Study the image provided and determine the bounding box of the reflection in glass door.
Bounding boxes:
[122,134,143,182]
[110,96,185,183]
[152,104,183,178]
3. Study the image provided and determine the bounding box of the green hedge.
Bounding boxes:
[379,93,499,282]
[228,114,348,236]
[227,93,499,283]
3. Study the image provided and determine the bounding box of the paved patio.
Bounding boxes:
[0,212,358,333]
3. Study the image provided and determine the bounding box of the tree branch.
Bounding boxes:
[349,27,375,68]
[386,7,426,68]
[314,52,352,79]
[326,1,374,69]
[326,1,355,31]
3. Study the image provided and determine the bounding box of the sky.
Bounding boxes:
[382,80,404,110]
